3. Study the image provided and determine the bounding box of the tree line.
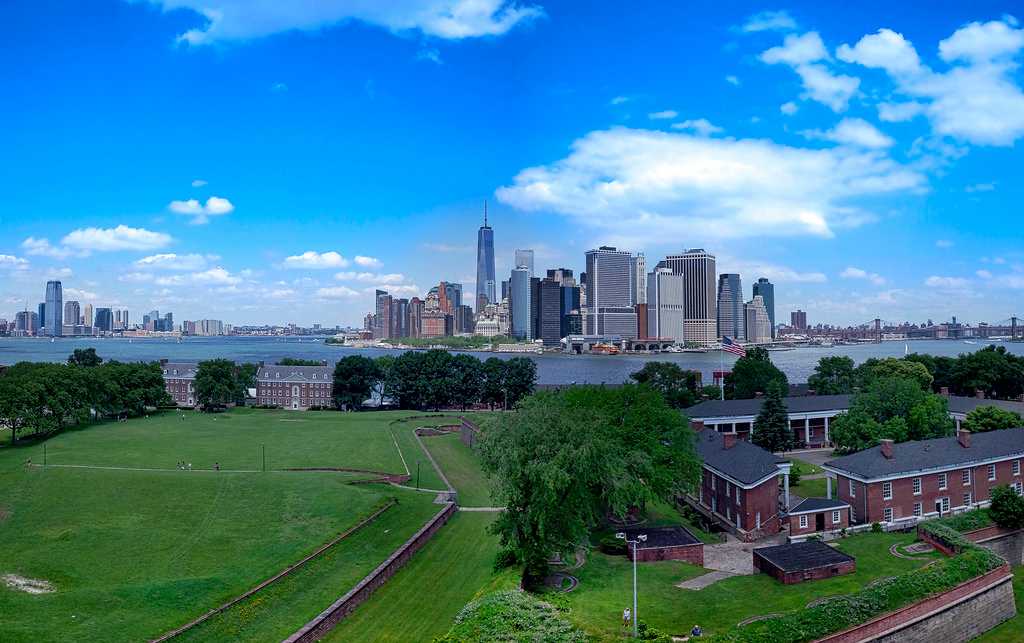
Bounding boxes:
[0,348,171,444]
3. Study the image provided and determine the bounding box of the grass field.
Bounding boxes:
[975,566,1024,642]
[325,511,502,642]
[387,416,451,491]
[421,433,494,507]
[564,531,939,640]
[789,476,828,499]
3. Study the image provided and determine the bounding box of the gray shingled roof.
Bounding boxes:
[687,394,852,419]
[947,396,1024,416]
[825,428,1024,479]
[257,365,333,383]
[624,526,701,549]
[161,362,198,379]
[754,541,854,572]
[789,497,850,514]
[695,429,787,485]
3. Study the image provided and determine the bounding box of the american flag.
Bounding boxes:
[722,336,747,357]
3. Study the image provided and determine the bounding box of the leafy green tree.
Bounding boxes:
[479,385,701,587]
[857,358,933,391]
[906,394,955,441]
[503,357,537,408]
[831,377,954,453]
[807,356,856,395]
[963,405,1023,433]
[481,357,507,410]
[277,358,325,366]
[450,353,483,410]
[990,485,1024,529]
[236,362,258,404]
[725,347,787,399]
[0,371,44,444]
[752,384,793,452]
[949,345,1024,399]
[332,355,381,410]
[629,362,699,408]
[699,384,722,400]
[68,348,103,367]
[194,359,238,411]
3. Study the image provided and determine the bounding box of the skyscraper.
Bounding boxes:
[475,203,496,312]
[45,280,63,337]
[534,278,563,347]
[633,253,646,305]
[64,301,80,329]
[584,246,637,339]
[95,308,113,332]
[83,303,93,327]
[647,268,685,342]
[716,273,744,340]
[745,295,772,344]
[664,249,716,346]
[753,277,775,338]
[374,290,393,339]
[514,249,534,276]
[38,302,45,330]
[791,309,807,330]
[509,266,532,340]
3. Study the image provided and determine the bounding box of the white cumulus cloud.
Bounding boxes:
[670,119,724,136]
[924,275,969,288]
[133,253,211,271]
[316,286,361,299]
[22,237,76,259]
[169,196,235,225]
[840,266,886,285]
[354,255,383,268]
[739,10,797,33]
[335,271,406,284]
[0,254,30,270]
[801,117,894,148]
[282,251,350,269]
[761,32,860,111]
[61,225,172,252]
[648,110,678,120]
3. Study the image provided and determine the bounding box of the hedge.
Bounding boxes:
[434,590,587,642]
[929,508,993,534]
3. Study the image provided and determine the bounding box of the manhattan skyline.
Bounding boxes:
[2,1,1023,327]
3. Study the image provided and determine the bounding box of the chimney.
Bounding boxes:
[690,419,705,432]
[940,386,950,396]
[880,439,894,459]
[723,433,737,450]
[976,390,986,399]
[958,429,971,449]
[754,391,764,398]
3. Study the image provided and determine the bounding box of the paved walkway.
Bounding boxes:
[677,569,735,590]
[678,532,787,590]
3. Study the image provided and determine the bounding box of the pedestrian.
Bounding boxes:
[187,462,192,471]
[622,607,631,630]
[214,462,220,471]
[691,624,703,637]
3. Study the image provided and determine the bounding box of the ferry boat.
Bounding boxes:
[591,343,620,355]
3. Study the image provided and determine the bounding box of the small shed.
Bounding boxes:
[753,541,855,584]
[788,497,851,537]
[624,526,703,565]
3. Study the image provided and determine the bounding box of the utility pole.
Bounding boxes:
[616,532,647,637]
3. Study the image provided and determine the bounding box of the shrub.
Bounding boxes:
[435,591,587,642]
[933,508,993,533]
[990,486,1024,530]
[598,534,628,555]
[492,547,519,571]
[870,522,883,533]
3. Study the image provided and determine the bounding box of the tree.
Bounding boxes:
[332,355,381,410]
[236,362,258,405]
[963,405,1023,433]
[479,385,701,587]
[725,347,787,399]
[857,358,933,391]
[949,345,1024,399]
[905,394,954,441]
[450,354,483,411]
[481,358,507,410]
[831,377,954,453]
[68,348,103,368]
[807,356,856,395]
[699,384,722,400]
[503,357,537,408]
[990,485,1024,529]
[630,362,699,408]
[194,359,238,411]
[752,384,793,452]
[277,358,325,366]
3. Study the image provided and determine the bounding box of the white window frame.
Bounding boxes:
[964,492,973,507]
[913,502,922,517]
[939,473,948,490]
[1015,460,1021,476]
[882,481,893,501]
[912,477,921,495]
[988,464,997,481]
[883,507,893,523]
[849,479,856,497]
[832,510,841,524]
[940,496,950,512]
[962,469,971,486]
[1015,482,1023,495]
[799,515,808,529]
[735,486,741,504]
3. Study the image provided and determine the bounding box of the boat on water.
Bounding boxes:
[591,343,620,355]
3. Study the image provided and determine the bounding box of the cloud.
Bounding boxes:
[761,32,860,111]
[496,126,925,241]
[22,237,75,259]
[155,267,242,286]
[282,250,350,269]
[610,96,630,105]
[924,275,969,288]
[670,118,724,136]
[720,257,827,283]
[271,82,288,92]
[118,272,155,283]
[62,225,172,252]
[335,271,406,284]
[780,101,799,115]
[169,196,235,225]
[0,254,30,270]
[725,75,740,86]
[316,286,361,299]
[966,182,996,193]
[801,117,894,148]
[64,287,98,300]
[191,179,208,187]
[148,0,544,45]
[353,255,383,268]
[417,47,442,64]
[840,266,886,285]
[648,110,678,120]
[365,284,421,296]
[976,269,993,279]
[46,267,73,279]
[935,239,954,248]
[839,19,1024,146]
[739,10,797,33]
[268,288,296,299]
[421,242,472,253]
[133,253,211,271]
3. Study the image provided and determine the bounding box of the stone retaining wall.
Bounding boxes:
[460,418,480,447]
[814,564,1015,643]
[967,526,1024,566]
[284,502,457,642]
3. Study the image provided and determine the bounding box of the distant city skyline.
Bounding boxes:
[3,2,1023,326]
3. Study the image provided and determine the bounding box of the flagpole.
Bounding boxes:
[720,339,725,400]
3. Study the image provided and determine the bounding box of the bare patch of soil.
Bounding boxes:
[2,574,55,594]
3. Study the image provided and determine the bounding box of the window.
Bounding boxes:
[799,515,808,529]
[939,473,948,490]
[736,486,741,503]
[756,512,761,529]
[913,477,921,495]
[882,481,893,500]
[1015,460,1021,476]
[940,497,950,512]
[849,479,856,497]
[913,502,923,517]
[964,492,973,507]
[1015,482,1023,495]
[726,481,731,496]
[988,464,997,481]
[962,469,971,486]
[832,510,841,524]
[883,507,893,523]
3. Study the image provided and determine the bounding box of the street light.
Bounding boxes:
[616,531,647,638]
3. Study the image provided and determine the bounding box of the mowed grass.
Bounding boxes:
[176,488,442,642]
[975,565,1024,642]
[564,531,939,640]
[325,511,502,643]
[790,476,829,499]
[0,464,392,642]
[387,416,454,491]
[421,433,495,507]
[37,408,414,473]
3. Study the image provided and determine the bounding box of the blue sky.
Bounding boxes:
[2,0,1023,327]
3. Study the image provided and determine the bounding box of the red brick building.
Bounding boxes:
[787,497,851,538]
[255,364,334,410]
[753,541,856,584]
[823,428,1024,526]
[161,361,198,407]
[623,526,703,565]
[687,424,792,542]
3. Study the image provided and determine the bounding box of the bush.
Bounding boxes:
[492,547,518,571]
[435,591,587,642]
[990,486,1024,529]
[870,522,882,533]
[598,534,627,556]
[638,621,673,642]
[932,508,993,533]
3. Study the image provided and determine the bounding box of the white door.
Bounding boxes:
[292,385,299,409]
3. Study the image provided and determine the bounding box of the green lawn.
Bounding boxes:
[387,417,450,491]
[787,457,823,475]
[564,532,939,640]
[789,476,828,499]
[974,565,1024,642]
[421,433,494,507]
[0,464,395,642]
[325,511,502,642]
[33,407,417,473]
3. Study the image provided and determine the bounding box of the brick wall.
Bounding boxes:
[753,555,855,585]
[789,507,849,536]
[630,543,704,566]
[696,470,780,541]
[284,502,457,642]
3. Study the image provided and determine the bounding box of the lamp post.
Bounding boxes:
[616,531,647,638]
